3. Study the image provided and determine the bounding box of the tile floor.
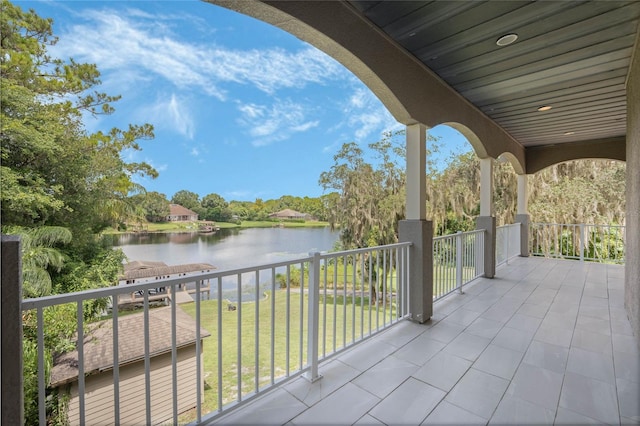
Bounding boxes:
[210,257,639,425]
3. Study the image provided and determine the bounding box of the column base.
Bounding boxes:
[476,216,496,278]
[515,214,530,257]
[398,220,433,323]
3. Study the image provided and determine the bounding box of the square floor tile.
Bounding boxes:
[393,334,445,366]
[506,363,563,410]
[613,333,640,355]
[523,340,568,374]
[354,414,385,425]
[489,395,555,425]
[369,378,445,426]
[462,298,493,314]
[466,317,504,339]
[216,388,308,425]
[581,295,610,308]
[352,355,418,398]
[534,324,573,348]
[284,359,360,406]
[413,350,471,392]
[290,383,379,425]
[445,368,509,420]
[617,378,640,421]
[473,344,523,379]
[443,332,491,361]
[505,313,543,333]
[571,328,613,355]
[422,400,487,425]
[579,305,611,321]
[575,315,611,336]
[378,321,431,348]
[566,346,615,384]
[338,338,398,372]
[614,350,640,383]
[559,372,619,424]
[554,407,602,425]
[541,311,577,331]
[492,326,536,352]
[423,321,465,344]
[517,302,549,319]
[481,305,517,324]
[444,308,482,327]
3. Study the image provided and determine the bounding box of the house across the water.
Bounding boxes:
[268,208,314,220]
[166,204,198,222]
[50,306,210,425]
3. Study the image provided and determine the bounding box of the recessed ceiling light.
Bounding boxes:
[537,106,552,111]
[564,131,575,135]
[496,33,518,46]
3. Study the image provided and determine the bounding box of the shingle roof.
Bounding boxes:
[50,306,210,387]
[123,260,167,273]
[269,209,307,218]
[120,262,215,280]
[168,204,198,217]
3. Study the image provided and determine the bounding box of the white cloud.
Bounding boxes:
[342,85,402,141]
[52,8,348,100]
[190,147,200,156]
[145,94,195,139]
[236,99,319,147]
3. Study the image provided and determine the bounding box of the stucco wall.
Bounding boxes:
[626,38,640,339]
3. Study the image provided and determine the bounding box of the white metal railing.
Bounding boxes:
[530,223,625,264]
[433,230,485,301]
[21,242,410,425]
[496,223,521,267]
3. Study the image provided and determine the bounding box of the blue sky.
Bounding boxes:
[18,1,471,201]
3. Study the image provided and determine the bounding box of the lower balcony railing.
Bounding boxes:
[433,229,485,301]
[530,223,625,264]
[21,242,411,425]
[496,223,522,267]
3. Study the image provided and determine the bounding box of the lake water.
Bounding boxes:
[111,227,339,272]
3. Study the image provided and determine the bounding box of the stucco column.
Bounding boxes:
[477,157,496,277]
[406,123,426,220]
[2,235,24,425]
[625,38,640,339]
[399,123,432,323]
[515,174,530,257]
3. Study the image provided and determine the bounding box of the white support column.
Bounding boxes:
[399,123,432,323]
[406,123,426,220]
[516,174,531,257]
[480,158,494,217]
[517,174,529,215]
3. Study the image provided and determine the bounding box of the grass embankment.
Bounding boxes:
[178,281,398,422]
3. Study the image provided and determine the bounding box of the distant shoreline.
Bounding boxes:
[103,220,331,235]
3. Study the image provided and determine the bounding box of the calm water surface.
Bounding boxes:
[112,227,339,272]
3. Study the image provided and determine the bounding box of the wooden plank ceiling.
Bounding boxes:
[347,1,640,148]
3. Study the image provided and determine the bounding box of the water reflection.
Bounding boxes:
[112,227,338,302]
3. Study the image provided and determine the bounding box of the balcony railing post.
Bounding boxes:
[456,231,463,294]
[579,224,585,262]
[2,235,24,426]
[304,252,322,382]
[504,225,510,265]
